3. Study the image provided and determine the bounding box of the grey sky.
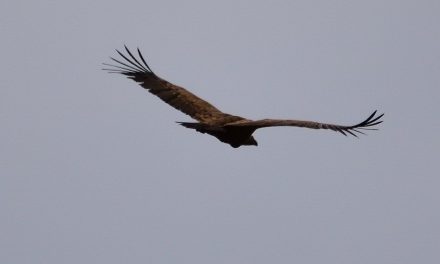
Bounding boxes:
[1,0,439,263]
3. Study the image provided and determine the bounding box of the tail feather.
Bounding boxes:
[177,122,225,134]
[177,122,202,129]
[177,122,210,134]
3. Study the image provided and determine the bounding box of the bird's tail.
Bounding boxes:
[177,122,202,129]
[177,122,224,134]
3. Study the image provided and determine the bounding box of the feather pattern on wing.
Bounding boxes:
[225,111,384,137]
[103,46,233,123]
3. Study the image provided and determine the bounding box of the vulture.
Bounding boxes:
[103,46,384,148]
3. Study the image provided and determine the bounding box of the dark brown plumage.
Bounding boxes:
[104,46,384,148]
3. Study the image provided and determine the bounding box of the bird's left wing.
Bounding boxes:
[225,111,384,137]
[103,46,229,123]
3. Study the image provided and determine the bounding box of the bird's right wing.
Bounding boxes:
[226,111,384,137]
[103,46,228,123]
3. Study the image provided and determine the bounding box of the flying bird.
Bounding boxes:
[103,46,384,148]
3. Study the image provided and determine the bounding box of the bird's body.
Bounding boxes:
[178,121,258,147]
[104,46,383,148]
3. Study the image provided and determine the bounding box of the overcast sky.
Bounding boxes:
[1,0,439,263]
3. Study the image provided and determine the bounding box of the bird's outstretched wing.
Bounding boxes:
[225,110,384,137]
[103,46,228,123]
